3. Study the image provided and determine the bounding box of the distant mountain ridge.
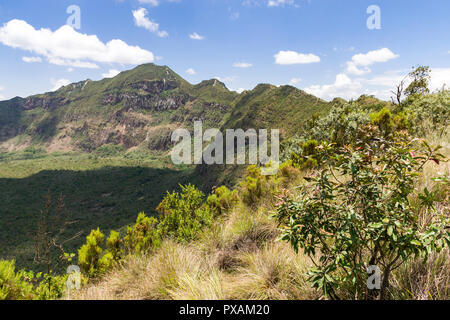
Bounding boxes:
[0,63,336,270]
[0,63,332,155]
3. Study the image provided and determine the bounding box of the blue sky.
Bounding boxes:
[0,0,449,101]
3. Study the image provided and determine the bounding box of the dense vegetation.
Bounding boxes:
[0,65,448,300]
[0,64,333,270]
[0,150,198,271]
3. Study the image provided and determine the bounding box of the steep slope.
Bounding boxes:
[0,64,237,153]
[0,64,240,270]
[0,64,332,271]
[224,84,330,137]
[196,84,333,188]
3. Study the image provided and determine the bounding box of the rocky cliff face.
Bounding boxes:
[0,64,236,153]
[0,63,330,158]
[102,92,189,111]
[23,96,70,111]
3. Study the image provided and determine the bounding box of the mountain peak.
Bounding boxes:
[105,63,185,86]
[195,79,227,89]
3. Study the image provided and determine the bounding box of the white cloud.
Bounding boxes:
[138,0,159,6]
[359,68,450,99]
[22,56,42,63]
[0,85,4,100]
[346,48,399,75]
[305,67,450,102]
[274,50,320,65]
[268,0,296,7]
[67,68,74,72]
[0,19,154,68]
[189,32,204,40]
[186,68,196,75]
[304,48,399,100]
[305,73,364,101]
[102,69,121,78]
[47,57,99,69]
[351,48,398,66]
[361,70,406,88]
[137,0,181,6]
[50,78,71,91]
[229,11,240,20]
[233,62,252,68]
[243,0,297,7]
[132,8,168,38]
[289,78,302,85]
[429,68,450,91]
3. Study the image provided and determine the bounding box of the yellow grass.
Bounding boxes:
[68,127,449,301]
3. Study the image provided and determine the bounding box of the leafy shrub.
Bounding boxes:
[393,112,411,130]
[78,228,111,277]
[290,139,319,170]
[280,102,371,162]
[34,273,67,300]
[157,185,213,242]
[0,260,34,300]
[240,165,268,206]
[276,161,301,187]
[370,107,393,135]
[275,128,449,300]
[124,213,161,254]
[94,144,125,157]
[207,186,240,216]
[403,90,449,135]
[0,260,66,300]
[106,230,122,261]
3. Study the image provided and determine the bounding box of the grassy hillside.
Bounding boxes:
[0,63,331,271]
[224,84,330,136]
[0,64,236,154]
[196,84,334,188]
[3,64,446,301]
[0,71,448,300]
[68,90,449,300]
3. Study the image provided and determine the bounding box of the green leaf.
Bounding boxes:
[387,225,393,236]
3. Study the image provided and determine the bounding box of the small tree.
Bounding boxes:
[391,65,431,106]
[106,230,122,261]
[123,213,160,254]
[78,228,111,278]
[207,186,240,216]
[157,184,212,242]
[34,193,81,275]
[275,127,449,299]
[291,139,320,170]
[370,107,393,135]
[391,77,406,107]
[405,65,431,98]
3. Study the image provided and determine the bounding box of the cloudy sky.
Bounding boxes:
[0,0,449,101]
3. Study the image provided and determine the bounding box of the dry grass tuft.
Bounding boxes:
[68,128,449,300]
[391,249,450,300]
[225,243,317,300]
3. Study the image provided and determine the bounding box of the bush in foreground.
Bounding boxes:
[275,127,449,299]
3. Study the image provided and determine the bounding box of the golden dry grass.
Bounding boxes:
[69,187,317,300]
[68,128,449,301]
